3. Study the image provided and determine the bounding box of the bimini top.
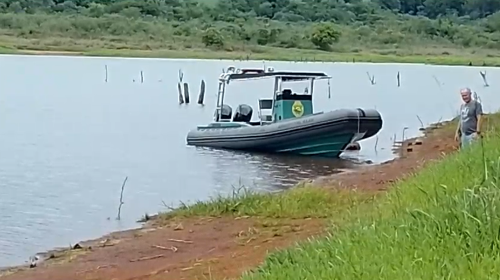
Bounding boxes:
[219,66,331,83]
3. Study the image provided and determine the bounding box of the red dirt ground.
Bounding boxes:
[0,123,459,280]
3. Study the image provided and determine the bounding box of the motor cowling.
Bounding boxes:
[215,104,232,121]
[232,104,253,122]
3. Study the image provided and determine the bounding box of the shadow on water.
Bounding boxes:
[194,146,366,191]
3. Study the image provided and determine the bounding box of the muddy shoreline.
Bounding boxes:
[0,119,458,279]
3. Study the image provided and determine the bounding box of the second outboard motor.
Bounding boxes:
[233,104,253,122]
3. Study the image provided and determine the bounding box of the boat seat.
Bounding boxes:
[276,89,312,101]
[282,89,292,99]
[258,98,273,123]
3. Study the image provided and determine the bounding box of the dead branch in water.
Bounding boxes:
[416,115,424,128]
[480,71,489,87]
[366,72,375,85]
[432,75,442,88]
[161,200,176,211]
[117,176,128,220]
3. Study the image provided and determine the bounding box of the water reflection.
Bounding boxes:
[197,147,361,192]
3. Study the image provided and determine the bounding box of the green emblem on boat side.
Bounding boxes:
[292,101,304,117]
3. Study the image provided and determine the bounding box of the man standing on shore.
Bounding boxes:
[454,87,483,148]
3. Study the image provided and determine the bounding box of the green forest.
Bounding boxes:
[1,0,500,63]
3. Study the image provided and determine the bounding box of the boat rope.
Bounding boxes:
[342,109,362,152]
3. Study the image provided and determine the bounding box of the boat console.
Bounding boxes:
[274,88,313,121]
[258,98,273,124]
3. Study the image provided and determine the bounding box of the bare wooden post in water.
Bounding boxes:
[327,79,331,99]
[105,65,108,83]
[198,79,206,104]
[397,71,400,87]
[178,83,184,104]
[183,82,190,103]
[117,176,128,220]
[178,69,184,104]
[140,71,144,83]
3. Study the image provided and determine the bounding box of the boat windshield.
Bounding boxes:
[214,66,332,122]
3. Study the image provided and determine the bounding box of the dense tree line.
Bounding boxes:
[1,0,500,21]
[0,0,499,54]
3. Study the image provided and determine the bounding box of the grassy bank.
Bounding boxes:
[232,114,500,280]
[152,113,500,279]
[0,10,499,66]
[2,41,500,66]
[156,185,377,222]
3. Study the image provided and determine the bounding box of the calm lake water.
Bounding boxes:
[0,55,499,266]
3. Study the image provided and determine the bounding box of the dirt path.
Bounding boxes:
[0,123,459,280]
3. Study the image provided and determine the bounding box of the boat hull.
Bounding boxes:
[186,108,383,158]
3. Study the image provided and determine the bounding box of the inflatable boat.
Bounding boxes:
[186,67,383,158]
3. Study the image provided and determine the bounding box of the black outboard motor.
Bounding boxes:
[215,104,232,121]
[233,104,253,122]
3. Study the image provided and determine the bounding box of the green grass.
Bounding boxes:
[0,32,496,66]
[157,184,377,222]
[234,113,500,280]
[5,45,500,66]
[69,48,500,66]
[0,11,499,66]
